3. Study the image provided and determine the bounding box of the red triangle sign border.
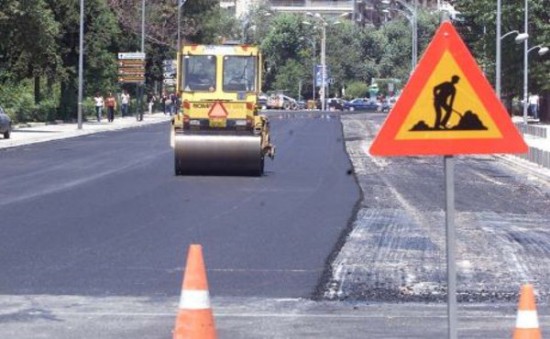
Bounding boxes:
[369,21,528,156]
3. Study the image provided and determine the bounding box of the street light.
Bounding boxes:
[520,0,549,124]
[304,13,340,111]
[300,36,317,101]
[303,19,325,109]
[136,0,146,121]
[381,0,418,73]
[77,0,84,130]
[242,11,271,43]
[177,0,188,54]
[523,44,549,124]
[495,30,528,100]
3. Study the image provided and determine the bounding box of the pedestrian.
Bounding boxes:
[105,91,117,122]
[147,92,157,115]
[433,75,460,129]
[528,94,540,120]
[120,90,130,117]
[94,92,104,122]
[161,91,168,115]
[170,92,179,115]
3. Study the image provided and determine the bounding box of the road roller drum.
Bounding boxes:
[174,133,264,176]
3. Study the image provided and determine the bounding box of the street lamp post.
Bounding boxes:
[382,0,418,73]
[523,0,529,125]
[495,30,528,100]
[242,11,271,44]
[136,0,145,121]
[300,36,317,102]
[141,0,145,53]
[177,0,189,52]
[411,0,417,69]
[77,0,84,130]
[496,0,501,98]
[177,0,182,53]
[320,22,326,110]
[310,38,316,102]
[523,45,549,124]
[304,13,340,111]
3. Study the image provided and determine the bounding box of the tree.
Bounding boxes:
[260,13,310,94]
[272,60,307,99]
[455,0,550,120]
[44,0,120,120]
[108,0,238,99]
[325,22,373,98]
[0,0,61,102]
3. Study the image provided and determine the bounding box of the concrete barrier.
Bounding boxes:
[515,122,548,138]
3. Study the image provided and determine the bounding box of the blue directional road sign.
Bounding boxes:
[315,65,331,88]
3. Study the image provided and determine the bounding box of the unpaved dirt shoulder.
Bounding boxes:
[325,113,550,303]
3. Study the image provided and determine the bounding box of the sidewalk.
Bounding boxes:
[510,116,550,170]
[0,112,171,150]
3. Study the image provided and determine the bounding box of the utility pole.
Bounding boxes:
[137,0,145,121]
[77,0,84,129]
[320,23,326,110]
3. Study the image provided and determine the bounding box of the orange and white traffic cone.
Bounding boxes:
[173,244,217,339]
[513,284,542,339]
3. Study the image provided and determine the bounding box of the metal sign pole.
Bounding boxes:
[135,83,139,121]
[444,155,457,339]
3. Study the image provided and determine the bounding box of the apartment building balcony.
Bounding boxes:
[269,0,354,14]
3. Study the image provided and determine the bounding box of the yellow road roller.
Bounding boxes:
[171,44,275,176]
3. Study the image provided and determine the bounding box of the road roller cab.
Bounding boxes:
[172,43,274,176]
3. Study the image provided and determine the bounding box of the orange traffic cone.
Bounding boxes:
[513,284,542,339]
[173,244,217,339]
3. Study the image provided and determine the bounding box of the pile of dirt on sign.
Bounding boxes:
[451,110,487,130]
[408,110,487,131]
[409,120,431,131]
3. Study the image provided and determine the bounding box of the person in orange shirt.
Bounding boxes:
[105,92,117,122]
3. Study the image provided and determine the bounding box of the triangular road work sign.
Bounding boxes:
[207,101,229,118]
[370,21,528,156]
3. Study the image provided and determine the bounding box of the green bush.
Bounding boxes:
[0,80,63,123]
[34,97,58,122]
[345,81,369,99]
[0,85,35,123]
[82,97,97,120]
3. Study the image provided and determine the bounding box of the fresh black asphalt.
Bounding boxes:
[0,113,360,298]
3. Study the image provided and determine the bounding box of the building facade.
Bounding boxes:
[221,0,457,23]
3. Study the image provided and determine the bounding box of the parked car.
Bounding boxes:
[343,98,380,112]
[315,98,347,111]
[380,97,397,112]
[266,93,299,110]
[281,95,299,110]
[327,98,346,111]
[258,93,268,109]
[0,105,11,139]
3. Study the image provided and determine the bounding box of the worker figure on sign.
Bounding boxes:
[433,75,460,129]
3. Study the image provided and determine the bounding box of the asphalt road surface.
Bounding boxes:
[0,113,359,299]
[0,112,366,338]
